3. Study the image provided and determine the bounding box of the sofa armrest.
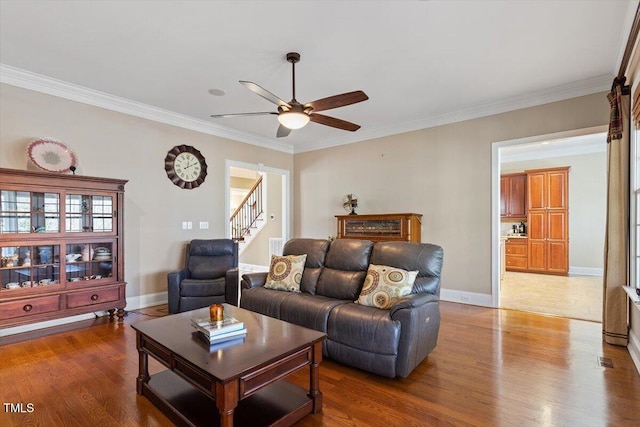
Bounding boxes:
[167,269,189,313]
[241,272,268,289]
[389,293,441,378]
[225,268,240,306]
[389,293,439,316]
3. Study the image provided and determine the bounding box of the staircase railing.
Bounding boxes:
[230,175,263,241]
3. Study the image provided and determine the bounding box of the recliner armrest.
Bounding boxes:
[389,293,439,316]
[241,272,268,289]
[225,268,240,306]
[167,269,189,314]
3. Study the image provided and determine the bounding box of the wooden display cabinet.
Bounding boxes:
[336,213,422,243]
[0,168,127,327]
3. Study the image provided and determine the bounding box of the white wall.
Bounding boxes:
[0,83,293,302]
[502,151,607,273]
[293,92,610,298]
[0,84,611,307]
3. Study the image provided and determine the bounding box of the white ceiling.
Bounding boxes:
[0,1,636,154]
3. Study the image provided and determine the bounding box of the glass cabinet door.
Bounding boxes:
[65,242,115,283]
[343,219,403,238]
[1,244,61,290]
[0,190,60,234]
[66,194,114,233]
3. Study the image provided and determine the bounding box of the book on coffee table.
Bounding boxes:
[196,327,248,345]
[190,316,245,337]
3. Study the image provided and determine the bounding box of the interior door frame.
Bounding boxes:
[224,159,291,244]
[490,125,608,308]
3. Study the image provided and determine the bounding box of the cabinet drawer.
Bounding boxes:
[506,256,528,269]
[66,287,120,308]
[0,295,61,319]
[505,244,527,256]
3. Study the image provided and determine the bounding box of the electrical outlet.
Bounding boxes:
[199,221,209,229]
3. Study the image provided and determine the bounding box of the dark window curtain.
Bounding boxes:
[603,83,630,346]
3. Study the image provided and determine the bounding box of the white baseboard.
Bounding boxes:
[0,291,168,337]
[629,330,640,376]
[568,266,603,276]
[126,291,168,310]
[440,288,494,307]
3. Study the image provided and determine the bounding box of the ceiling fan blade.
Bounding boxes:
[304,90,368,113]
[210,112,277,118]
[240,81,291,108]
[310,113,361,131]
[276,124,292,138]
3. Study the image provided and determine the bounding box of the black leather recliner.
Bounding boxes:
[167,239,239,313]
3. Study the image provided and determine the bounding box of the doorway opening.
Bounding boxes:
[225,160,290,272]
[492,126,607,322]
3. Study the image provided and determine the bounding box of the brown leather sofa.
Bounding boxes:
[240,238,444,378]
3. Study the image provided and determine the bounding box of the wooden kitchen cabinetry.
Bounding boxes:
[526,167,569,275]
[336,213,422,243]
[0,168,127,328]
[505,237,528,271]
[500,173,527,219]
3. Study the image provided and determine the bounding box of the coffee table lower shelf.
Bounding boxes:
[143,370,315,427]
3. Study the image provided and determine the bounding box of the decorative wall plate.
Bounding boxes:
[27,138,77,173]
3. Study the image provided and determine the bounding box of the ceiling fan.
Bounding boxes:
[211,52,369,138]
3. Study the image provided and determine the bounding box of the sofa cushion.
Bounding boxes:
[316,239,373,300]
[279,293,348,332]
[180,277,226,297]
[283,238,330,295]
[264,254,307,293]
[370,241,444,295]
[187,240,237,280]
[327,303,401,355]
[356,264,417,309]
[240,287,296,319]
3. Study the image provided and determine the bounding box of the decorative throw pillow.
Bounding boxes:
[264,254,307,293]
[356,264,418,309]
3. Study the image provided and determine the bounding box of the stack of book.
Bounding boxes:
[191,315,247,345]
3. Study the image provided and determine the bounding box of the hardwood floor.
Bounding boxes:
[1,302,639,426]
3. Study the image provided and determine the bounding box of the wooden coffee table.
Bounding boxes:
[131,304,326,427]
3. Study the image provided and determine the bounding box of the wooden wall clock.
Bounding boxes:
[164,145,208,189]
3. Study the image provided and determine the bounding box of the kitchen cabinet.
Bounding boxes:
[526,167,569,275]
[336,213,422,243]
[500,173,526,219]
[0,168,127,327]
[505,237,528,271]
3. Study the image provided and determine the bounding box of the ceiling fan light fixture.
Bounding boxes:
[278,111,310,129]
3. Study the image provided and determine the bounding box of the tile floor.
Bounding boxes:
[500,271,602,322]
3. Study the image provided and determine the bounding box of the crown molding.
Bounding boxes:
[501,134,607,163]
[0,64,612,156]
[294,74,613,153]
[0,64,294,154]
